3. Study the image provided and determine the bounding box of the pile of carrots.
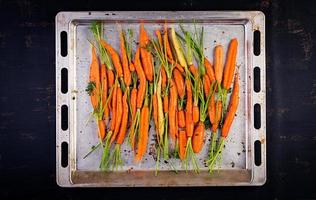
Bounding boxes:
[86,21,239,173]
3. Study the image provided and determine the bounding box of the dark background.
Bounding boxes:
[1,0,316,199]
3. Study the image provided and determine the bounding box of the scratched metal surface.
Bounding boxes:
[56,11,266,186]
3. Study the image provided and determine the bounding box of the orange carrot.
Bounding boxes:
[161,67,167,89]
[110,83,117,131]
[88,47,100,110]
[208,94,215,125]
[119,30,132,86]
[211,100,222,132]
[135,99,150,162]
[164,25,173,60]
[130,87,137,121]
[193,105,199,124]
[178,109,185,128]
[192,122,205,153]
[222,74,239,138]
[203,74,211,96]
[107,69,115,88]
[100,64,109,121]
[111,86,123,144]
[204,58,215,83]
[134,48,147,109]
[189,64,198,77]
[222,38,238,90]
[175,111,179,138]
[169,79,178,142]
[97,120,106,140]
[173,68,185,99]
[185,79,194,137]
[214,45,224,84]
[178,130,187,160]
[140,23,154,82]
[129,62,135,72]
[100,39,123,77]
[155,29,163,47]
[116,90,129,144]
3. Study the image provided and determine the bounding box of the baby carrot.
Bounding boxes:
[88,47,100,110]
[222,38,238,90]
[116,90,129,144]
[204,58,215,83]
[169,79,178,142]
[111,86,123,144]
[98,120,106,140]
[214,45,224,84]
[119,30,132,86]
[178,130,187,160]
[140,23,154,82]
[178,109,185,128]
[135,97,150,162]
[222,74,239,138]
[185,79,194,138]
[134,48,147,109]
[192,122,205,153]
[100,39,123,78]
[173,68,185,99]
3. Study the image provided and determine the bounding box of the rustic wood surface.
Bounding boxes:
[0,0,316,199]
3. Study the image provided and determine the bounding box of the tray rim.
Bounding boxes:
[55,11,266,187]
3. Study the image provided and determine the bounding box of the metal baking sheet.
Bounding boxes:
[56,11,266,187]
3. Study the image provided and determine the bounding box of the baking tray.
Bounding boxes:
[56,11,266,187]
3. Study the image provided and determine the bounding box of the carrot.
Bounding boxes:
[97,120,106,140]
[222,74,239,138]
[161,67,167,89]
[214,45,224,84]
[135,98,150,162]
[222,38,238,90]
[111,86,123,144]
[173,68,185,99]
[185,79,194,137]
[129,62,135,72]
[211,100,222,132]
[208,94,215,125]
[203,74,211,96]
[168,79,178,142]
[192,122,205,153]
[193,105,199,124]
[107,69,115,88]
[178,109,185,128]
[88,47,100,110]
[204,58,215,83]
[110,83,117,131]
[161,67,168,112]
[134,48,147,108]
[189,64,198,77]
[119,30,132,86]
[100,39,123,77]
[116,90,129,144]
[140,23,154,82]
[164,25,173,60]
[100,64,109,121]
[155,29,163,47]
[178,130,187,160]
[130,87,137,121]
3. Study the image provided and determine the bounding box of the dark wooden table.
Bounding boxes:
[1,0,316,199]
